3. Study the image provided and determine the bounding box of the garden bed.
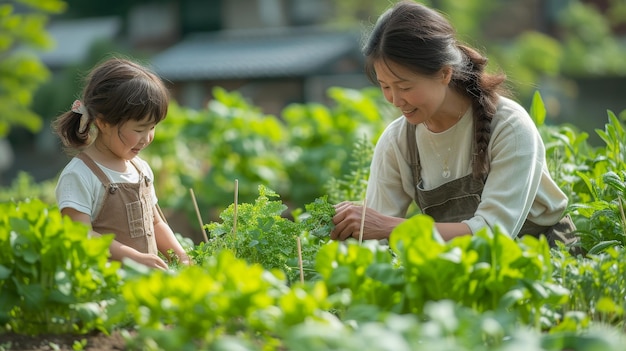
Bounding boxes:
[1,330,127,351]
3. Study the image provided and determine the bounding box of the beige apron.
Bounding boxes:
[405,122,581,253]
[77,152,158,255]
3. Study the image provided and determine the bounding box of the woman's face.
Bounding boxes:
[374,60,450,125]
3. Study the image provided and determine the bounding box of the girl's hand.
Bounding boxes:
[172,252,192,266]
[131,252,169,270]
[179,255,192,266]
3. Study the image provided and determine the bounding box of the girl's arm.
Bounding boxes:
[152,205,191,265]
[60,207,169,270]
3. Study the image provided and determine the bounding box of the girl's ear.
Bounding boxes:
[93,114,108,131]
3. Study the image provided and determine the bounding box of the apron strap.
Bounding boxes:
[128,158,167,224]
[406,121,421,200]
[76,152,111,187]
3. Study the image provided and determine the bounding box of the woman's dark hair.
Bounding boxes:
[53,57,170,152]
[363,0,507,179]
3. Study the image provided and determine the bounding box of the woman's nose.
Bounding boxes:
[391,92,403,107]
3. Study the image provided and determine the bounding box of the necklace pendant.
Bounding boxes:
[442,169,451,178]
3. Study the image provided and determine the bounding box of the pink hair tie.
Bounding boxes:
[71,100,89,133]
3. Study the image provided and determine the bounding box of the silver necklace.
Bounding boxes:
[424,109,465,179]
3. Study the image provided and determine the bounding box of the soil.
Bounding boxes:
[0,330,128,351]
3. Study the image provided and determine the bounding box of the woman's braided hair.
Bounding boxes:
[362,0,507,179]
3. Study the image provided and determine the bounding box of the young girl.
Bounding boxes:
[53,57,190,269]
[331,1,579,252]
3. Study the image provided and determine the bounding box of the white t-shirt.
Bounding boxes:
[366,96,568,238]
[55,156,158,219]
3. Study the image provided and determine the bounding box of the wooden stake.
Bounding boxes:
[189,188,209,243]
[155,204,168,225]
[233,179,239,239]
[297,236,304,284]
[358,194,367,245]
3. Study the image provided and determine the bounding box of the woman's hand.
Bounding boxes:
[331,201,404,241]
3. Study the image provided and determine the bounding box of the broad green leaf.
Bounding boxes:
[596,296,623,314]
[15,281,44,306]
[366,263,404,287]
[529,91,546,126]
[0,264,11,279]
[587,240,620,255]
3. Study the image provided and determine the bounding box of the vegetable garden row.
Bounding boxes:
[1,88,626,350]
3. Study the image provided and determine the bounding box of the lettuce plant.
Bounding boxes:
[0,199,122,335]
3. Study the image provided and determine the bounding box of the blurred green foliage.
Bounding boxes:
[0,0,65,137]
[557,1,626,76]
[32,40,133,125]
[143,86,391,225]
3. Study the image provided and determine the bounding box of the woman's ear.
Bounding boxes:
[441,66,453,85]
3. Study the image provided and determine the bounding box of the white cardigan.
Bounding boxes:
[366,96,568,238]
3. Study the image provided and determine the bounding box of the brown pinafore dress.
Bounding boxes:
[405,122,580,253]
[77,152,158,255]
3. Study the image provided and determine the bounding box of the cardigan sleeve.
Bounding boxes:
[462,98,564,237]
[366,117,416,218]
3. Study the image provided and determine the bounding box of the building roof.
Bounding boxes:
[39,17,122,68]
[150,27,362,81]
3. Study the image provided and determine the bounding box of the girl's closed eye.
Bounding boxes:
[135,124,156,133]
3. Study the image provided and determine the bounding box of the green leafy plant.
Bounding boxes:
[284,299,625,351]
[573,170,626,253]
[552,245,626,328]
[325,135,373,204]
[118,250,334,350]
[281,86,390,204]
[0,0,66,137]
[392,216,568,327]
[316,215,568,329]
[0,171,57,204]
[0,199,122,335]
[143,86,390,226]
[561,112,626,253]
[146,89,291,219]
[532,88,626,253]
[191,185,335,283]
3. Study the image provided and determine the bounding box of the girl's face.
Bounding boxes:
[374,60,451,125]
[97,117,156,161]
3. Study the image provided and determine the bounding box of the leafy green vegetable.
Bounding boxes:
[0,198,122,335]
[192,185,335,283]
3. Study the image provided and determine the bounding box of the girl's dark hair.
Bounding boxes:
[363,0,507,179]
[53,57,170,152]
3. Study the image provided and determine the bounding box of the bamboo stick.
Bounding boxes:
[189,188,209,243]
[155,204,168,225]
[358,194,367,245]
[233,179,239,239]
[297,236,304,284]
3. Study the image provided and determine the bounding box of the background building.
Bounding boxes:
[2,0,625,185]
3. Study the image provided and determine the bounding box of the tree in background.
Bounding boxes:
[0,0,66,138]
[0,0,65,182]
